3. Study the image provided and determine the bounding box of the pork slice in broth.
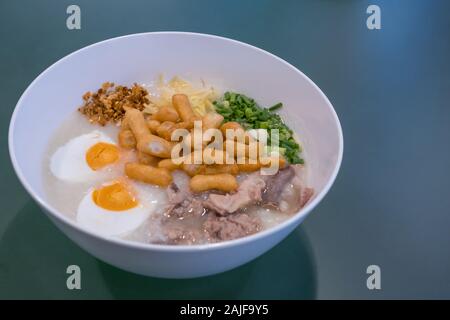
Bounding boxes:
[277,165,314,213]
[261,166,296,207]
[203,174,266,215]
[165,181,206,219]
[156,165,313,245]
[203,212,262,242]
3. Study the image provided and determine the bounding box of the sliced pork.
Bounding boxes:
[261,166,296,206]
[203,174,265,215]
[299,187,314,208]
[165,182,205,218]
[164,224,204,245]
[159,165,313,245]
[203,212,261,241]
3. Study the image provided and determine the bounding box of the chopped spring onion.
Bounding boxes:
[213,92,304,164]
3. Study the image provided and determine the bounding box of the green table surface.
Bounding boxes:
[1,0,450,299]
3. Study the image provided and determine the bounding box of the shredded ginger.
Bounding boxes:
[144,76,218,117]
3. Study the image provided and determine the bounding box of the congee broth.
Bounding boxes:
[43,77,313,245]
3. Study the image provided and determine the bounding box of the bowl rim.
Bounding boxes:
[8,31,343,252]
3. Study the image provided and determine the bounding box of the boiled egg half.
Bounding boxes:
[76,179,159,237]
[50,130,120,183]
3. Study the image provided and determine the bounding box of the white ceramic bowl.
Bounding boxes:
[9,32,343,278]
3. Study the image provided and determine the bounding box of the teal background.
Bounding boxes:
[1,0,450,299]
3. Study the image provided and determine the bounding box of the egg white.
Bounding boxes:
[50,130,117,183]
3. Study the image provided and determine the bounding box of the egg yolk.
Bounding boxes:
[92,182,138,211]
[86,142,119,170]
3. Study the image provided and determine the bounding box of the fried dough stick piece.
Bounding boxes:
[118,118,137,149]
[202,112,224,130]
[172,94,196,122]
[151,106,179,123]
[125,163,172,187]
[125,108,172,158]
[158,158,181,171]
[190,174,238,193]
[220,122,253,144]
[137,150,159,166]
[118,129,136,149]
[237,156,286,172]
[146,119,161,134]
[202,164,239,175]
